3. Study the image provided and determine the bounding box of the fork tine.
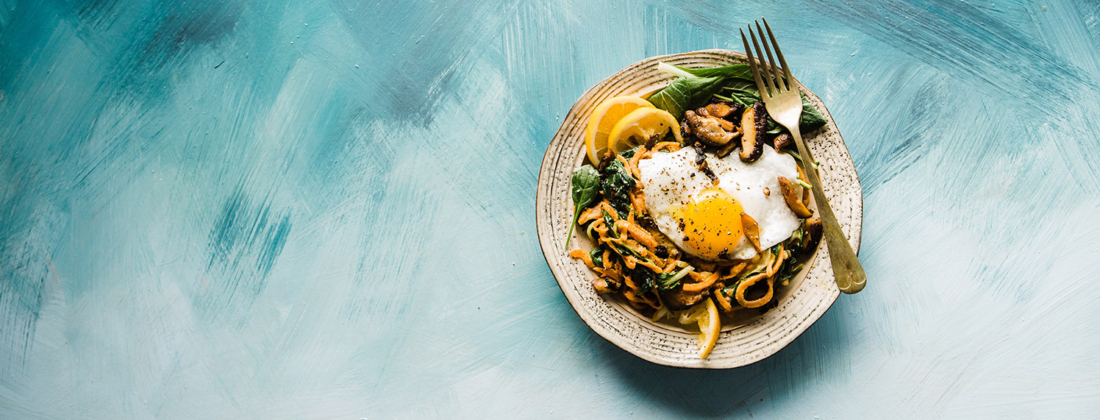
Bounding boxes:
[755,20,785,92]
[762,18,794,92]
[747,26,776,96]
[740,28,768,100]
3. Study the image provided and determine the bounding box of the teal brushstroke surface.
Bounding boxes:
[2,0,1100,417]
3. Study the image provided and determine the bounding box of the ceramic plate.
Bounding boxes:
[536,49,862,369]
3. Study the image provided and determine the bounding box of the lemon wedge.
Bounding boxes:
[696,297,720,359]
[676,297,721,359]
[585,96,655,164]
[607,107,683,155]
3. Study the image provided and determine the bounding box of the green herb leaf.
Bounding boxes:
[589,244,605,268]
[767,120,782,134]
[720,79,762,106]
[647,76,725,119]
[600,159,635,217]
[564,165,600,247]
[723,80,826,133]
[615,243,643,258]
[786,224,805,252]
[629,266,657,294]
[619,145,641,160]
[602,210,618,239]
[656,265,694,291]
[723,271,764,294]
[674,63,754,80]
[778,262,803,284]
[647,62,830,139]
[799,94,827,131]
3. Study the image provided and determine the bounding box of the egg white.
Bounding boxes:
[637,145,803,260]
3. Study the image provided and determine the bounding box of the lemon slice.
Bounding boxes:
[585,96,654,164]
[675,298,721,359]
[607,107,683,155]
[696,298,720,359]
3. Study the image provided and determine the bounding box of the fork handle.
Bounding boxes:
[789,129,867,294]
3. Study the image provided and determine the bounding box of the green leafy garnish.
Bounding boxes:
[565,165,601,247]
[600,159,635,217]
[719,79,761,106]
[615,243,644,259]
[647,76,725,120]
[723,270,764,294]
[629,266,657,294]
[786,225,805,252]
[787,149,803,162]
[722,80,826,133]
[798,94,827,130]
[619,145,642,159]
[650,62,828,133]
[657,265,695,291]
[589,244,605,268]
[778,262,803,284]
[674,63,755,80]
[602,210,618,239]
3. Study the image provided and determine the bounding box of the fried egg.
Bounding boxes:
[638,146,802,260]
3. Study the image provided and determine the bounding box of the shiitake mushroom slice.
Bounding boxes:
[802,217,823,253]
[777,176,813,218]
[739,102,767,162]
[684,110,738,147]
[704,102,735,119]
[773,133,793,150]
[740,212,763,253]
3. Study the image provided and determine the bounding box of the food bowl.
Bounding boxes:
[535,49,862,368]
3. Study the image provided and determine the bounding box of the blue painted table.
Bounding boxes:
[2,1,1098,418]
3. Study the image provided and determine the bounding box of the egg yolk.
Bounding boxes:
[674,188,744,260]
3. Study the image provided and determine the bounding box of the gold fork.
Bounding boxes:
[741,19,866,294]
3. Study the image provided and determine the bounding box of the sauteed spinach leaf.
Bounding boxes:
[565,164,601,247]
[600,159,635,217]
[647,76,725,121]
[629,265,656,294]
[656,265,694,291]
[589,244,605,268]
[675,63,755,80]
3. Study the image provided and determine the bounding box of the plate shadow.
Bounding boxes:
[594,296,856,417]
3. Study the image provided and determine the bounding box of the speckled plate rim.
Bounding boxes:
[536,49,862,369]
